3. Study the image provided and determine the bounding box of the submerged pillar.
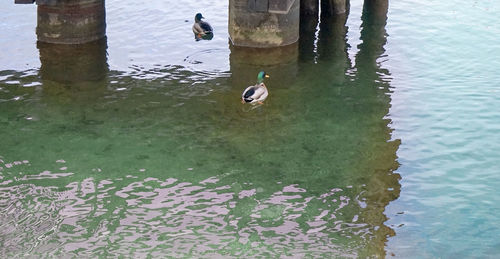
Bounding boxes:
[229,0,300,48]
[36,0,106,44]
[321,0,349,16]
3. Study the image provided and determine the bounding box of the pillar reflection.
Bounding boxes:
[354,0,401,257]
[228,42,299,100]
[220,1,400,255]
[316,8,351,83]
[37,37,108,103]
[298,2,319,62]
[38,37,108,84]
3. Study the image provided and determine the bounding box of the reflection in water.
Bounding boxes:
[298,10,320,63]
[38,38,108,84]
[317,9,351,85]
[355,1,401,256]
[195,32,214,41]
[0,2,399,258]
[37,37,109,106]
[229,42,299,101]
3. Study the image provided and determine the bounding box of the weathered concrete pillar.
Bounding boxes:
[229,0,300,48]
[36,0,106,44]
[362,0,388,25]
[321,0,349,16]
[300,0,318,16]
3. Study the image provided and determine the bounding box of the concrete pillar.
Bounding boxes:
[300,0,318,16]
[362,0,388,25]
[38,37,108,83]
[321,0,349,16]
[36,0,106,44]
[229,0,300,48]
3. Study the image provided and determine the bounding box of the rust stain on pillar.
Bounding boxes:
[36,0,106,44]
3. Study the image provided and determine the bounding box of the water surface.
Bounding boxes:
[1,0,499,258]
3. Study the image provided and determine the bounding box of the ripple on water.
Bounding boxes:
[0,155,394,257]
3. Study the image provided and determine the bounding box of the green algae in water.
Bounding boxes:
[0,1,401,258]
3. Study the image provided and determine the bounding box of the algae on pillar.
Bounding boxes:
[229,0,300,48]
[36,0,106,44]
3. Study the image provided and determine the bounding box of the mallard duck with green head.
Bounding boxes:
[241,71,270,104]
[192,13,213,39]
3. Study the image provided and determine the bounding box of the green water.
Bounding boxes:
[1,0,500,258]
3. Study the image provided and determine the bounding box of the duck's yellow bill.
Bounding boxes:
[265,74,270,78]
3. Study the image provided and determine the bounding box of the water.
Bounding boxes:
[0,0,499,258]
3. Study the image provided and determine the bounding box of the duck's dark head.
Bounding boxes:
[195,13,204,22]
[257,71,270,83]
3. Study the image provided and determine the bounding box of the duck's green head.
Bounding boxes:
[257,71,270,83]
[195,13,204,22]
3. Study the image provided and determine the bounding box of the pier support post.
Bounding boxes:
[362,0,388,25]
[301,0,318,16]
[36,0,106,44]
[229,0,300,47]
[321,0,349,16]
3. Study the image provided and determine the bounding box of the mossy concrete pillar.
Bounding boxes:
[321,0,349,16]
[229,0,300,48]
[36,0,106,44]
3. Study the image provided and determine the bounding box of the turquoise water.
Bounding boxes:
[385,1,500,257]
[1,0,499,258]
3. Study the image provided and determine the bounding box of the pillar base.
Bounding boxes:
[229,0,300,48]
[36,0,106,44]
